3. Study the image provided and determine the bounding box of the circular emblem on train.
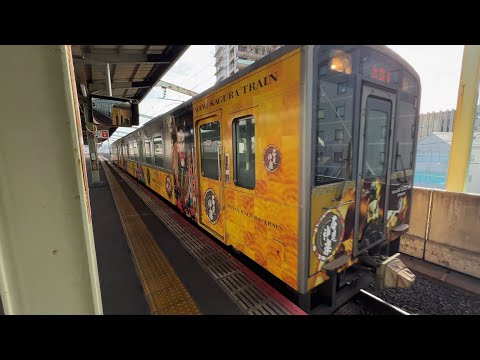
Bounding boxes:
[165,175,173,199]
[204,188,220,224]
[263,144,282,172]
[312,209,345,262]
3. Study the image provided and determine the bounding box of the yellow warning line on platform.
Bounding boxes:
[101,159,200,315]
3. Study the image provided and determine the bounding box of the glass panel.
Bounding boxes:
[144,139,152,164]
[200,121,220,180]
[234,117,255,188]
[363,96,391,179]
[154,136,164,168]
[394,71,419,186]
[314,46,355,186]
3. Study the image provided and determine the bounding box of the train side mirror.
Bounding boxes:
[89,94,139,127]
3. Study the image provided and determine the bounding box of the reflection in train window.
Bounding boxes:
[337,82,347,94]
[336,106,345,120]
[318,109,325,120]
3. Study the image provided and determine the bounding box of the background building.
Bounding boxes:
[214,45,282,83]
[418,105,480,140]
[414,132,480,193]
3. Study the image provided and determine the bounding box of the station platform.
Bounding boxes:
[86,157,480,316]
[88,157,305,315]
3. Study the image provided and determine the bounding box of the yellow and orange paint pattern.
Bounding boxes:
[125,161,176,206]
[192,49,302,290]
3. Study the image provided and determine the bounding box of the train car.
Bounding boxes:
[111,45,421,312]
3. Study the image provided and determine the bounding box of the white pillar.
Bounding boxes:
[0,45,103,314]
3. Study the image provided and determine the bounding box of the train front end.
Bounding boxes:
[303,45,421,310]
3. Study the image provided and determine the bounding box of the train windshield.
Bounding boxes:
[314,46,356,186]
[313,45,420,188]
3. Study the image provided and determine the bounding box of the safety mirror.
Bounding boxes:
[90,94,139,127]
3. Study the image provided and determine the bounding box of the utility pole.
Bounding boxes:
[85,101,101,183]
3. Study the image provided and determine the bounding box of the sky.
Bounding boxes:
[107,45,466,143]
[387,45,464,113]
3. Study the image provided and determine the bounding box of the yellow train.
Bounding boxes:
[111,45,421,311]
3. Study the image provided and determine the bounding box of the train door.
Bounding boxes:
[354,85,396,255]
[196,115,225,241]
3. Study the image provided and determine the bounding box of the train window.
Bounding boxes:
[144,139,152,164]
[129,142,134,160]
[393,72,419,185]
[133,142,138,161]
[138,140,144,163]
[363,97,391,179]
[200,121,221,180]
[314,45,355,186]
[233,117,255,189]
[153,136,164,168]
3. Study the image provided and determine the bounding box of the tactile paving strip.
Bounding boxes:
[107,160,306,315]
[102,160,200,315]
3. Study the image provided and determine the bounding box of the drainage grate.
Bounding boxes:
[108,162,306,315]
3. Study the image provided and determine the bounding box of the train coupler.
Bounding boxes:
[359,253,416,290]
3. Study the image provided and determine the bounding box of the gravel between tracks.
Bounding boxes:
[365,273,480,315]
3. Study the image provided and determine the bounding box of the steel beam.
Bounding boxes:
[74,53,172,64]
[446,45,480,192]
[88,81,152,92]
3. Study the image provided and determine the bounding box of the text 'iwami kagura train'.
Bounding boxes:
[111,45,419,311]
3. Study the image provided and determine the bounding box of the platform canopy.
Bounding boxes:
[71,45,189,143]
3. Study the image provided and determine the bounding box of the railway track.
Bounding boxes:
[334,289,411,315]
